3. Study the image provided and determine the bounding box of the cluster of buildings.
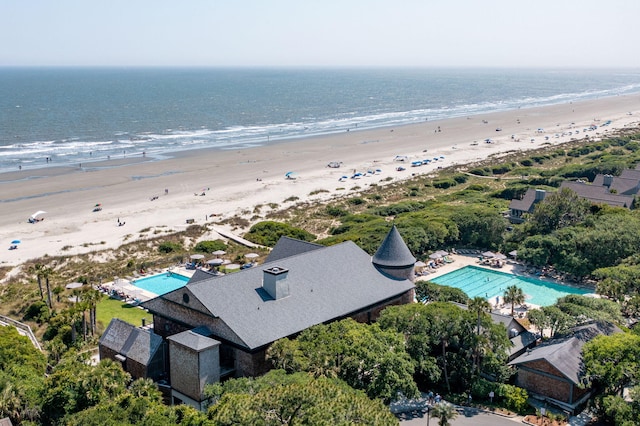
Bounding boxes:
[508,165,640,223]
[99,224,619,414]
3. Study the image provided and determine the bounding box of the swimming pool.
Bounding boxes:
[132,272,190,296]
[429,265,590,306]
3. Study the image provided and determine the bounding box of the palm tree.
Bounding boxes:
[469,296,492,336]
[469,296,492,372]
[83,288,102,336]
[30,263,45,301]
[503,285,525,317]
[41,266,54,309]
[430,402,458,426]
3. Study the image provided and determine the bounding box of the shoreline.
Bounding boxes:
[2,95,640,267]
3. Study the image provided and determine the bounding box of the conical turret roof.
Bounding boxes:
[372,225,416,267]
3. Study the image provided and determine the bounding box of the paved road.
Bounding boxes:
[398,407,523,426]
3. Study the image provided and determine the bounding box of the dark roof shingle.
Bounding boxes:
[146,240,415,350]
[372,225,416,267]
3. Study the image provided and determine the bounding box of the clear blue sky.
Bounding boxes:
[2,0,640,68]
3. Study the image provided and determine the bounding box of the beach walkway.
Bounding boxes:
[212,226,261,248]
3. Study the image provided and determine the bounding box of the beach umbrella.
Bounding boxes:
[212,249,226,257]
[482,251,495,258]
[494,252,507,260]
[190,254,205,260]
[285,171,296,178]
[11,240,21,245]
[65,282,84,290]
[95,203,102,207]
[206,258,224,266]
[225,263,241,270]
[244,253,259,259]
[508,250,518,258]
[31,210,47,219]
[414,261,426,267]
[428,253,442,259]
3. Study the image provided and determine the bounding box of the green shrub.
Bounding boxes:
[453,174,468,184]
[371,201,425,216]
[467,184,490,192]
[245,221,316,246]
[326,206,348,217]
[348,197,366,205]
[24,300,50,324]
[469,167,491,176]
[158,241,182,253]
[193,240,227,253]
[492,164,512,174]
[497,383,528,413]
[433,179,456,189]
[520,159,534,167]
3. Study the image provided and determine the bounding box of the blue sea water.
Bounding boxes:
[1,67,640,173]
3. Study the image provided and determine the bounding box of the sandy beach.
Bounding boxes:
[2,95,639,267]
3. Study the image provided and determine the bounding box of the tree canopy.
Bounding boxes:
[582,332,640,425]
[266,318,418,403]
[205,369,398,425]
[377,302,511,392]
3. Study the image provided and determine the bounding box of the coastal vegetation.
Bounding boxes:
[2,130,640,423]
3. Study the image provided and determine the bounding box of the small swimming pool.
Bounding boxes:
[132,272,190,296]
[429,265,590,306]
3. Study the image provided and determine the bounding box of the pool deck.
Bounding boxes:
[416,253,597,317]
[99,266,196,304]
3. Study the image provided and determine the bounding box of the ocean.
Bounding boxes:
[1,67,640,174]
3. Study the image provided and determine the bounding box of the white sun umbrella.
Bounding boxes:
[65,282,84,290]
[225,263,241,270]
[212,250,226,257]
[414,261,426,267]
[244,253,259,259]
[190,254,205,260]
[428,253,442,259]
[31,210,47,219]
[206,258,224,266]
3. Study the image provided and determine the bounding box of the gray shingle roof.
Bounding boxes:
[372,225,416,267]
[146,240,414,350]
[509,322,621,384]
[509,188,547,213]
[100,318,163,366]
[189,269,220,284]
[560,181,634,208]
[265,236,324,263]
[168,329,219,351]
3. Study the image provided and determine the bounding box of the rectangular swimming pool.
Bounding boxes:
[429,265,590,306]
[132,272,190,296]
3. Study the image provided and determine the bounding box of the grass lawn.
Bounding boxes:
[96,294,150,329]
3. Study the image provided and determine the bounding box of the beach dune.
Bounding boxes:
[1,95,639,266]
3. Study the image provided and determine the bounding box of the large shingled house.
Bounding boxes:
[509,165,640,223]
[100,225,417,409]
[508,321,621,414]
